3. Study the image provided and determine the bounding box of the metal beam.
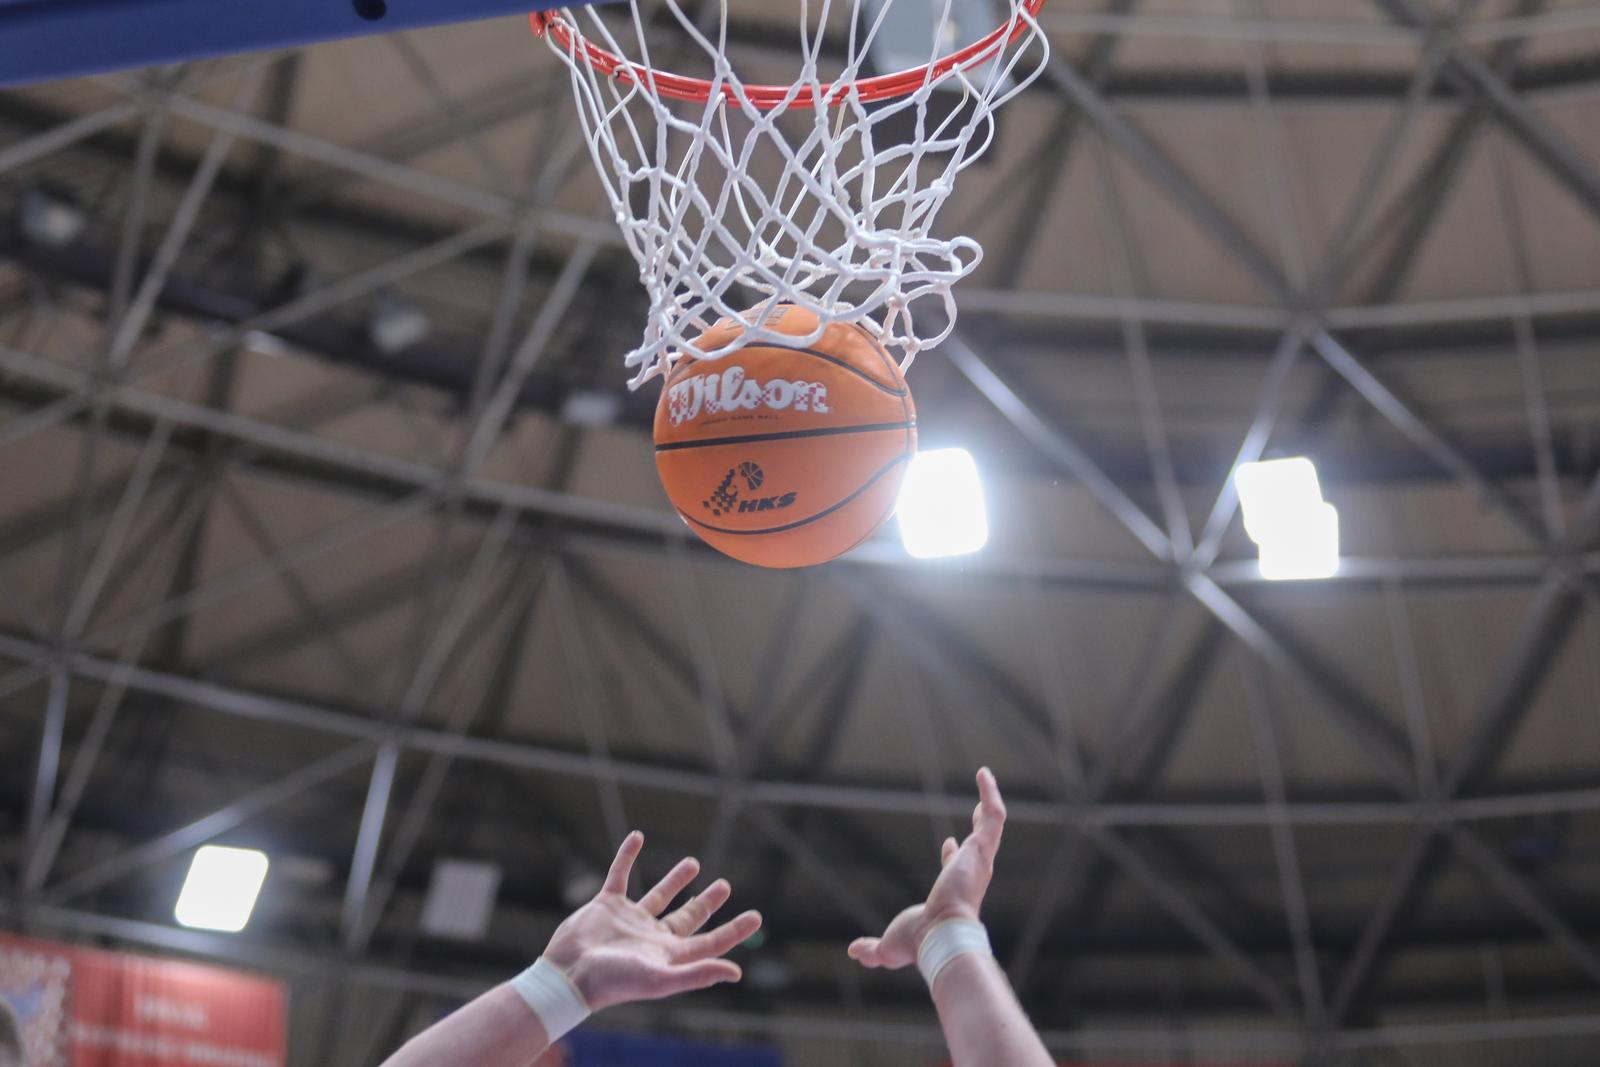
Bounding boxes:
[15,469,221,895]
[214,482,375,690]
[23,670,69,870]
[1377,0,1600,223]
[0,467,180,562]
[1034,40,1557,559]
[847,579,1063,781]
[0,340,701,541]
[742,805,885,934]
[851,578,1302,1016]
[1184,573,1417,795]
[1083,824,1300,1020]
[340,742,401,947]
[7,335,1591,595]
[1192,326,1309,568]
[1445,825,1600,985]
[0,54,280,175]
[942,333,1173,562]
[1241,656,1325,1023]
[983,0,1140,290]
[1009,610,1215,984]
[701,577,814,870]
[1040,54,1288,296]
[38,743,377,905]
[1306,330,1547,548]
[1446,475,1600,798]
[1324,473,1600,1020]
[348,557,549,954]
[107,80,616,244]
[1355,0,1549,306]
[547,561,633,845]
[1032,7,1600,46]
[338,505,523,949]
[15,628,1600,833]
[1091,130,1193,558]
[197,544,490,679]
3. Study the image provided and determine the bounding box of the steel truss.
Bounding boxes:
[3,3,1600,1062]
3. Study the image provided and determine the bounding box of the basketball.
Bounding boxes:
[653,305,918,568]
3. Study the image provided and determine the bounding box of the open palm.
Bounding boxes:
[543,832,762,1011]
[848,768,1007,971]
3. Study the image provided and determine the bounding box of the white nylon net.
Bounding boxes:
[538,0,1049,387]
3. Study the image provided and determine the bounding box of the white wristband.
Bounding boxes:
[510,957,591,1042]
[916,919,992,987]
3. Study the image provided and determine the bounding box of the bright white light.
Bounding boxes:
[897,448,989,559]
[1234,458,1340,580]
[1257,500,1340,581]
[1234,457,1325,545]
[175,846,269,932]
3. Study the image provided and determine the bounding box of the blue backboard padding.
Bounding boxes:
[0,0,573,88]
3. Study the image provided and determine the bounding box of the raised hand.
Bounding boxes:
[542,832,762,1011]
[848,767,1006,971]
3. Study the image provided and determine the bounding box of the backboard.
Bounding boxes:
[0,0,571,87]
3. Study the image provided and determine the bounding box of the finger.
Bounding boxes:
[847,937,883,967]
[639,856,701,915]
[602,831,644,896]
[940,837,959,868]
[973,767,1007,859]
[977,767,1006,822]
[663,878,731,936]
[643,959,742,999]
[676,909,762,962]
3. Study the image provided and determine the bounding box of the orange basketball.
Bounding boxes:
[654,305,917,568]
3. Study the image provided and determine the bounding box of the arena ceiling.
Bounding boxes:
[3,1,1600,1064]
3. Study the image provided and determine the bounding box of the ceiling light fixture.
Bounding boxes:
[897,447,989,559]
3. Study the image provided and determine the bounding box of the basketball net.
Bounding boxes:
[534,0,1049,388]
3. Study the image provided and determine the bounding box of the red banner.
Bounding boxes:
[0,933,285,1067]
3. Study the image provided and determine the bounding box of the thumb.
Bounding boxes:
[940,837,959,867]
[847,937,883,967]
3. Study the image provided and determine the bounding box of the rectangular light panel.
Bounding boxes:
[175,846,269,933]
[1235,458,1340,581]
[897,447,989,559]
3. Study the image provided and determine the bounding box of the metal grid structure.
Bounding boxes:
[2,2,1600,1064]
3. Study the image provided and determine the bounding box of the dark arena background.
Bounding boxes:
[3,1,1600,1065]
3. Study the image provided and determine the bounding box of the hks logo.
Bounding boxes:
[700,462,798,518]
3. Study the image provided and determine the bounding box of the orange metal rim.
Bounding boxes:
[530,0,1047,110]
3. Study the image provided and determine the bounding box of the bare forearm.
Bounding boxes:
[930,954,1053,1067]
[380,984,551,1067]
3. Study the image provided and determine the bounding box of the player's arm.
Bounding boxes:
[380,831,761,1067]
[848,768,1052,1067]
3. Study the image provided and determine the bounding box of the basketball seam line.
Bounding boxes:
[848,320,916,442]
[791,343,909,396]
[654,420,916,452]
[680,452,912,537]
[664,341,909,396]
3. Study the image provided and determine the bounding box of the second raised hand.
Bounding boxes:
[847,767,1007,971]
